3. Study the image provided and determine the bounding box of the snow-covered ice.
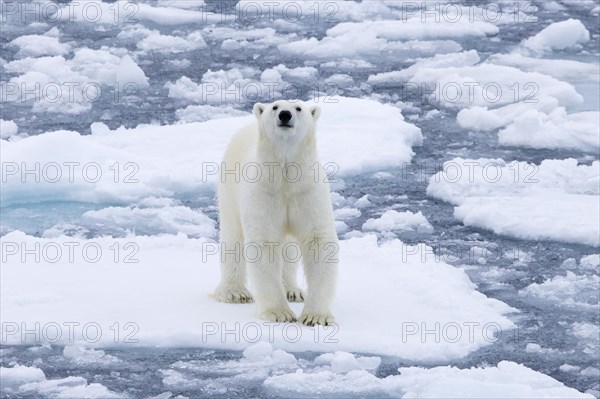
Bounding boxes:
[0,364,122,398]
[9,28,71,57]
[0,119,19,139]
[1,232,515,360]
[0,97,422,207]
[362,210,434,234]
[2,48,149,114]
[427,158,599,246]
[264,359,594,398]
[522,19,590,53]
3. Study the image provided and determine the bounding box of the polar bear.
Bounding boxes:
[213,100,338,326]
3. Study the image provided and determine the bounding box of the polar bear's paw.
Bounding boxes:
[259,307,297,323]
[286,288,305,302]
[299,310,335,326]
[213,285,254,303]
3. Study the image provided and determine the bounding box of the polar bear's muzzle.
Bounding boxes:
[277,110,293,128]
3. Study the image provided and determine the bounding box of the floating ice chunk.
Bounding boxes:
[116,24,153,42]
[241,343,297,365]
[62,345,122,365]
[0,365,46,392]
[19,376,123,398]
[560,364,581,373]
[243,342,274,361]
[408,63,583,109]
[2,97,421,206]
[394,361,594,398]
[157,0,205,9]
[459,99,600,152]
[520,271,599,309]
[580,254,600,271]
[81,203,217,238]
[324,74,356,89]
[0,119,18,139]
[166,67,258,104]
[354,195,371,209]
[522,19,590,53]
[138,30,207,53]
[456,97,560,132]
[2,49,148,114]
[330,192,350,208]
[320,59,376,73]
[1,232,515,360]
[10,29,71,57]
[335,220,349,234]
[264,361,593,398]
[261,64,319,84]
[562,258,578,269]
[221,39,243,51]
[371,171,394,180]
[570,322,599,358]
[334,207,361,220]
[368,50,480,87]
[278,17,470,61]
[524,343,559,354]
[452,194,600,247]
[147,392,178,399]
[175,104,248,123]
[0,365,122,398]
[362,210,434,233]
[279,34,462,61]
[305,0,401,21]
[205,27,277,42]
[541,1,567,11]
[314,352,381,373]
[328,19,498,41]
[235,0,400,23]
[57,1,220,25]
[115,54,149,88]
[134,2,223,24]
[204,27,288,49]
[581,367,600,378]
[137,197,178,207]
[427,158,600,246]
[488,52,600,82]
[424,109,440,119]
[498,108,600,152]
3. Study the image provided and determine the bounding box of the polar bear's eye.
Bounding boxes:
[296,107,302,112]
[273,106,278,111]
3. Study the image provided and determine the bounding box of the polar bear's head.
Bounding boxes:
[253,100,321,146]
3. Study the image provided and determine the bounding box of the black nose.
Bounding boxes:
[279,110,292,123]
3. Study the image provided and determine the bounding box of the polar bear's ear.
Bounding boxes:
[310,105,321,121]
[253,103,266,119]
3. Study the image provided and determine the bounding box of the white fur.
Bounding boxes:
[213,100,338,325]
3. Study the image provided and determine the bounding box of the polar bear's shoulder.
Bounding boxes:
[223,123,258,160]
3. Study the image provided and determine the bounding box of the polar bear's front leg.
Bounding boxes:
[283,261,305,302]
[213,220,253,304]
[298,231,338,326]
[282,237,305,302]
[246,240,296,322]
